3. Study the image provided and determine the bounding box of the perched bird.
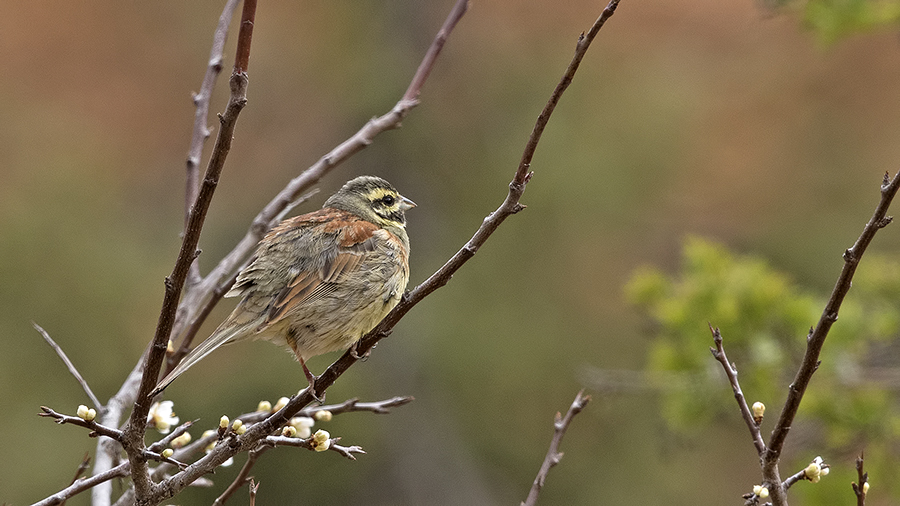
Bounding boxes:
[153,176,414,397]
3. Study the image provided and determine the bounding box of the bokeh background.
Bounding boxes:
[3,0,900,504]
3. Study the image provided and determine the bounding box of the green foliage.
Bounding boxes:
[627,237,900,499]
[768,0,900,43]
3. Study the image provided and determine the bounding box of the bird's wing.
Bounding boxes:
[266,217,380,323]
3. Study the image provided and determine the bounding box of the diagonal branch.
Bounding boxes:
[709,325,766,455]
[120,2,259,502]
[184,0,242,287]
[33,322,103,410]
[521,390,592,506]
[852,453,868,506]
[761,171,900,506]
[31,463,131,506]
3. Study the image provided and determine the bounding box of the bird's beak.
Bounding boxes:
[399,196,416,211]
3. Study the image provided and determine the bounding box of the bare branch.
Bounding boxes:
[213,445,271,506]
[184,0,241,287]
[249,479,259,506]
[264,435,366,460]
[709,325,767,455]
[120,0,259,499]
[403,0,469,101]
[39,406,124,442]
[59,453,91,506]
[33,322,103,410]
[521,390,591,506]
[852,453,868,506]
[298,396,414,417]
[31,463,130,506]
[763,170,900,505]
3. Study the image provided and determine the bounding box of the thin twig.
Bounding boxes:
[59,453,91,506]
[249,479,259,506]
[852,453,868,506]
[30,462,130,506]
[782,468,807,490]
[709,325,767,455]
[521,390,592,506]
[184,0,241,287]
[213,445,272,506]
[264,435,366,460]
[298,396,414,417]
[763,171,900,505]
[33,322,103,410]
[38,406,124,441]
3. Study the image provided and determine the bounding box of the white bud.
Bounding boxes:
[273,397,290,411]
[257,400,272,412]
[314,410,333,422]
[161,448,174,458]
[77,405,96,422]
[171,432,192,449]
[311,429,331,452]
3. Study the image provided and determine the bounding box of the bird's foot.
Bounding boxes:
[349,341,371,361]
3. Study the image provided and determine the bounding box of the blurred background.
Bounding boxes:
[3,0,900,504]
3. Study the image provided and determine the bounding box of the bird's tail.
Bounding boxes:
[151,321,249,397]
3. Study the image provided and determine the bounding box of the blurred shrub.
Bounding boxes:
[627,236,900,500]
[766,0,900,43]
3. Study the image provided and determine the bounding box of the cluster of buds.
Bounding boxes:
[309,429,331,452]
[76,405,97,422]
[752,485,769,499]
[804,456,829,483]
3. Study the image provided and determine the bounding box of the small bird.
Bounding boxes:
[153,176,414,397]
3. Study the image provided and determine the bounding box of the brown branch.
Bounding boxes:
[234,0,256,73]
[852,453,868,506]
[39,406,124,442]
[521,390,591,506]
[213,445,272,506]
[184,0,241,287]
[403,0,469,101]
[121,0,258,500]
[763,171,900,505]
[249,479,259,506]
[516,0,620,183]
[297,396,414,417]
[264,435,366,460]
[59,453,91,506]
[31,462,130,506]
[33,322,103,410]
[709,325,767,455]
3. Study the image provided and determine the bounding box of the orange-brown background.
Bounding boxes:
[2,0,900,504]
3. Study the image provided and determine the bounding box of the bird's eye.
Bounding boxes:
[380,195,395,206]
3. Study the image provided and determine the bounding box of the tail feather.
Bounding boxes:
[151,322,249,396]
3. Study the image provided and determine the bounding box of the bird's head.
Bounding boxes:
[325,175,416,228]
